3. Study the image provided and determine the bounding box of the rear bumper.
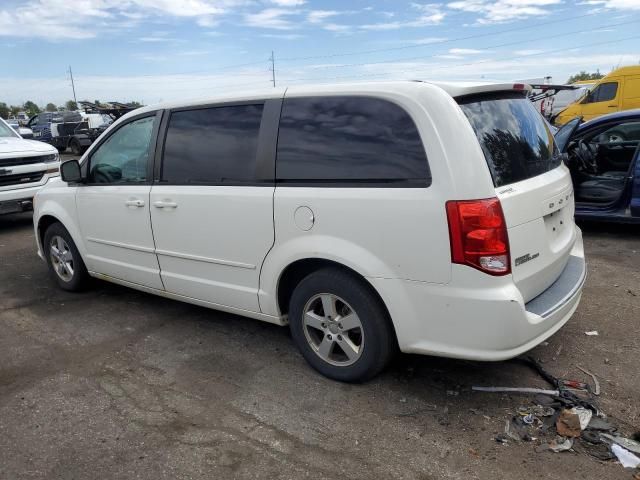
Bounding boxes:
[370,227,586,361]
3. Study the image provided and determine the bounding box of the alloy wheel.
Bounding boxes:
[49,235,74,282]
[302,293,364,366]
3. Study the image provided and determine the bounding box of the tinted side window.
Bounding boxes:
[589,82,618,103]
[162,104,264,184]
[88,116,155,184]
[276,96,429,185]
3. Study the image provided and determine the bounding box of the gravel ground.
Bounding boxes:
[0,211,638,480]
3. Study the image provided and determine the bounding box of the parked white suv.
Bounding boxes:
[1,117,60,215]
[33,81,586,381]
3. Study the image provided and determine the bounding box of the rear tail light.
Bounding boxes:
[446,197,511,276]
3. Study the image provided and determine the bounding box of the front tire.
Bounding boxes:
[289,268,396,382]
[43,222,89,291]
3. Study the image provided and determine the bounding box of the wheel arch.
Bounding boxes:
[275,257,398,345]
[37,214,61,248]
[36,208,87,262]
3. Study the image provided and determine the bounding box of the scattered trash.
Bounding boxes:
[611,444,640,468]
[547,436,574,453]
[577,365,601,396]
[472,386,559,396]
[573,406,593,430]
[399,397,407,403]
[504,419,523,442]
[518,405,555,417]
[587,416,616,432]
[473,356,640,474]
[557,409,583,438]
[585,331,599,336]
[628,289,637,296]
[446,390,459,396]
[602,434,640,455]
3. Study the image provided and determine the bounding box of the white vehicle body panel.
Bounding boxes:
[33,80,586,361]
[149,185,275,311]
[0,118,59,210]
[76,185,164,290]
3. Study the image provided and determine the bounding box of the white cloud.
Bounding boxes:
[361,3,445,30]
[261,33,305,39]
[0,0,246,40]
[270,0,305,5]
[307,10,340,23]
[448,0,562,23]
[323,23,352,33]
[411,37,448,45]
[579,0,640,9]
[244,8,300,29]
[449,48,484,54]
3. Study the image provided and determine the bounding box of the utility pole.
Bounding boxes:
[68,65,77,104]
[269,51,276,88]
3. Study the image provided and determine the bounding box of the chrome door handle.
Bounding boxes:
[153,200,178,209]
[125,199,145,207]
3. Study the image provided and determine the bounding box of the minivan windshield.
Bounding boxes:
[458,92,560,187]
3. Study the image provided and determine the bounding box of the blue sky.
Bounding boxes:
[1,0,639,106]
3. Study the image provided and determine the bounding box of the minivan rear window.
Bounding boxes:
[458,92,560,187]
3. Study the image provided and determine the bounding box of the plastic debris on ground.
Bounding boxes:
[547,436,573,453]
[602,434,640,455]
[611,444,640,468]
[584,331,599,336]
[472,356,639,472]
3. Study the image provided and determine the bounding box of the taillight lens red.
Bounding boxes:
[446,198,511,276]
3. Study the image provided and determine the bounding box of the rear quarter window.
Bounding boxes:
[276,96,430,186]
[458,92,560,188]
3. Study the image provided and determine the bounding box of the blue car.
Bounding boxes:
[556,109,640,223]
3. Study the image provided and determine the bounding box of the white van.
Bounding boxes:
[0,117,60,215]
[33,81,586,381]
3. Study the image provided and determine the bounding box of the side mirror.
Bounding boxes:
[60,160,82,183]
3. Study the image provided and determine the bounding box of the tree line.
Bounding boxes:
[0,100,143,120]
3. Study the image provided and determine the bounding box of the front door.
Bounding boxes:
[149,101,277,312]
[76,113,164,290]
[580,79,621,121]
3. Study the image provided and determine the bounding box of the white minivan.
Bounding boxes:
[33,81,586,381]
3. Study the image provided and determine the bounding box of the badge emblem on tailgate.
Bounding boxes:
[515,252,540,267]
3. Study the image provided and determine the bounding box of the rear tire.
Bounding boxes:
[289,268,396,382]
[43,222,89,291]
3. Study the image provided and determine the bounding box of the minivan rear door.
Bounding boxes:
[149,100,280,313]
[459,92,578,302]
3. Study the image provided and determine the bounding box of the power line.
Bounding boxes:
[279,34,640,85]
[71,10,607,82]
[296,17,640,72]
[276,10,607,63]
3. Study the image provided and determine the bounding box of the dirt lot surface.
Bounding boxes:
[1,211,638,480]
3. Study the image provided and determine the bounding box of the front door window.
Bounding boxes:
[88,116,155,184]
